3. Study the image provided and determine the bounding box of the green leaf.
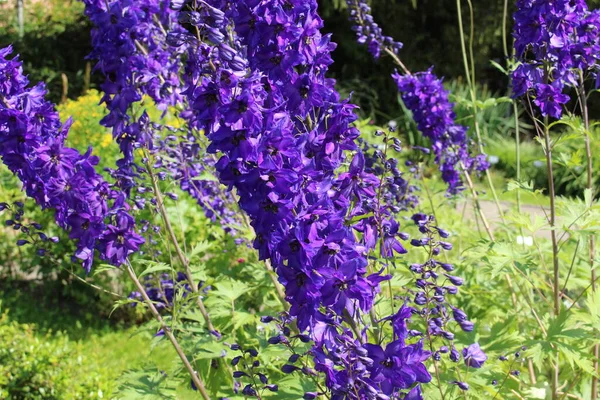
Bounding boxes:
[489,59,508,75]
[192,336,227,360]
[115,368,177,400]
[139,262,171,278]
[231,311,258,330]
[346,212,374,225]
[213,279,249,302]
[189,240,212,260]
[93,263,118,276]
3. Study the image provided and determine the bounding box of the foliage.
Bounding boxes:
[0,0,93,104]
[488,125,600,199]
[0,310,107,399]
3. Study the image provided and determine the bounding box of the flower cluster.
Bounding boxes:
[512,0,600,118]
[0,46,144,271]
[345,3,488,194]
[82,0,188,195]
[407,214,486,370]
[157,129,247,240]
[229,343,278,397]
[83,0,245,244]
[129,272,207,309]
[166,0,439,397]
[359,135,420,214]
[345,0,403,58]
[393,70,489,194]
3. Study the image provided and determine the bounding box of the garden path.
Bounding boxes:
[459,200,553,240]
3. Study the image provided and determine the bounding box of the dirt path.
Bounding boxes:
[457,199,552,239]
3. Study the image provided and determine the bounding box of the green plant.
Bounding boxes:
[0,311,102,399]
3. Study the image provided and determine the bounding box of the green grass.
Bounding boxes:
[0,280,180,399]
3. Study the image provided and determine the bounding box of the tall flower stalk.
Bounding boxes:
[511,1,600,397]
[578,73,598,399]
[455,0,506,224]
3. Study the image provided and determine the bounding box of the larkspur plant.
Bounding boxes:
[0,46,144,272]
[512,0,600,119]
[509,1,600,399]
[0,0,534,399]
[346,0,490,195]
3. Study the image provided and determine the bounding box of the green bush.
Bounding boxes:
[0,0,94,104]
[0,312,101,399]
[486,124,600,199]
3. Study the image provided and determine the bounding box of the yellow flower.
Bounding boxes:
[101,134,113,148]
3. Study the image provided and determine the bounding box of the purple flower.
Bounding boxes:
[0,46,143,272]
[463,343,487,369]
[365,340,431,394]
[511,0,600,118]
[392,69,479,194]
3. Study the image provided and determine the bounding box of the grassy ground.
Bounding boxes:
[0,280,181,399]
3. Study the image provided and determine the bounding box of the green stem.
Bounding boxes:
[578,75,598,400]
[541,116,560,399]
[144,156,216,333]
[456,0,506,224]
[126,260,211,400]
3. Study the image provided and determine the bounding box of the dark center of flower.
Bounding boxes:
[206,93,218,105]
[381,358,394,368]
[335,280,348,291]
[232,132,245,146]
[300,86,310,99]
[296,273,306,287]
[263,203,278,213]
[117,234,125,245]
[270,55,282,66]
[289,240,300,252]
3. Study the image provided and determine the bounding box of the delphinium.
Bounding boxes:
[162,0,435,397]
[358,136,420,215]
[162,0,486,397]
[82,0,248,243]
[1,42,215,397]
[512,0,600,119]
[228,343,279,397]
[510,1,600,398]
[345,0,489,195]
[344,0,489,393]
[406,213,486,393]
[81,0,188,196]
[0,201,57,257]
[156,130,247,240]
[0,46,144,272]
[129,272,201,309]
[345,0,403,59]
